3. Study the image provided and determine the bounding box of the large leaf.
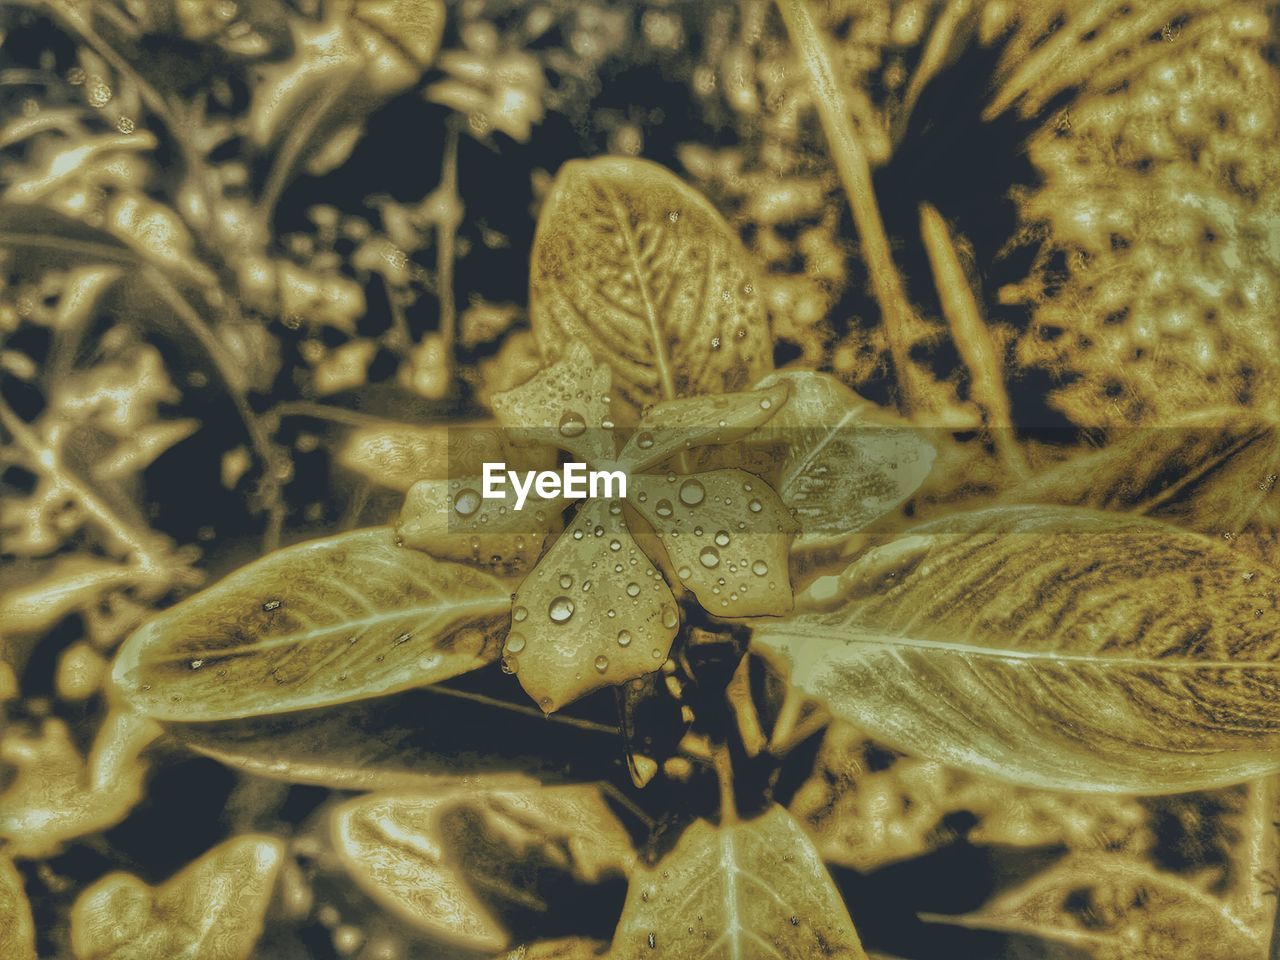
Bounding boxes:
[166,684,621,791]
[1003,408,1280,538]
[70,835,284,960]
[609,805,866,959]
[754,505,1280,793]
[926,854,1264,960]
[112,527,511,721]
[529,157,772,422]
[0,855,35,960]
[756,371,936,548]
[332,785,634,953]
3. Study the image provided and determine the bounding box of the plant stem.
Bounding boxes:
[1239,773,1280,923]
[713,744,738,825]
[919,202,1027,479]
[434,123,462,396]
[775,0,929,416]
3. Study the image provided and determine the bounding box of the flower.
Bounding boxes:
[398,344,797,712]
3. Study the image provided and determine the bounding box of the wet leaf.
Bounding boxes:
[1002,408,1280,538]
[112,527,511,721]
[757,371,936,548]
[398,477,565,572]
[609,805,866,959]
[927,854,1263,960]
[530,157,772,422]
[490,343,617,464]
[629,470,796,618]
[755,505,1280,793]
[507,498,679,713]
[0,855,35,960]
[616,381,791,473]
[69,834,284,960]
[333,784,633,953]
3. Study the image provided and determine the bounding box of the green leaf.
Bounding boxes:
[507,498,679,713]
[0,855,35,960]
[755,505,1280,793]
[757,370,935,548]
[609,805,867,959]
[112,527,511,721]
[70,835,284,960]
[332,785,634,953]
[530,157,773,422]
[616,381,791,473]
[629,470,796,618]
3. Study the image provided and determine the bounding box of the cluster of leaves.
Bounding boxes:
[3,1,1280,959]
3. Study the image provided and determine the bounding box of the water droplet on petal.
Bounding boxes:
[760,397,772,410]
[661,605,679,629]
[502,655,519,675]
[627,582,640,597]
[513,605,528,622]
[558,411,587,437]
[594,655,609,673]
[714,530,731,547]
[679,479,705,506]
[637,431,655,449]
[699,546,721,568]
[609,539,622,552]
[454,488,481,516]
[677,566,692,579]
[559,574,573,589]
[549,596,575,623]
[506,633,526,653]
[617,629,632,647]
[656,499,674,519]
[748,498,763,513]
[752,560,769,576]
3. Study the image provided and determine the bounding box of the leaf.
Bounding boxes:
[165,684,621,791]
[69,834,284,960]
[336,419,555,492]
[530,157,773,422]
[756,371,936,548]
[927,854,1264,960]
[616,381,791,473]
[0,855,35,960]
[755,505,1280,793]
[332,785,634,953]
[629,470,796,618]
[495,939,606,959]
[112,527,511,722]
[490,343,617,464]
[398,477,565,572]
[609,805,867,960]
[508,498,679,713]
[1002,409,1280,538]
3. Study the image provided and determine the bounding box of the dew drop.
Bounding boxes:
[661,605,679,629]
[714,529,731,547]
[262,599,282,612]
[573,529,585,540]
[636,431,655,449]
[594,525,605,537]
[506,633,526,653]
[513,605,528,622]
[627,582,641,597]
[454,488,481,516]
[699,546,721,568]
[609,539,622,552]
[677,565,692,579]
[752,560,769,576]
[549,596,575,623]
[679,478,705,506]
[594,655,609,673]
[501,655,519,675]
[748,498,763,513]
[559,574,573,589]
[617,629,632,647]
[655,499,674,519]
[189,659,205,670]
[558,411,587,438]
